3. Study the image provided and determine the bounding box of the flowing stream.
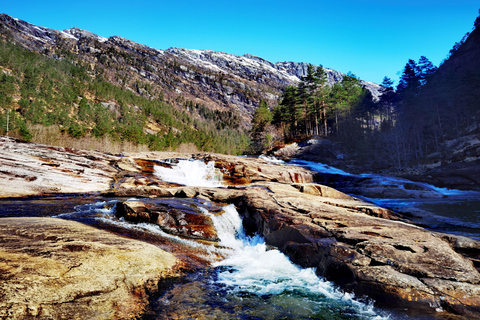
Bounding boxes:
[291,159,480,240]
[8,158,468,318]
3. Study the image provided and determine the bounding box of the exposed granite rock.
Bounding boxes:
[0,136,118,198]
[2,138,480,318]
[231,182,480,318]
[0,217,181,319]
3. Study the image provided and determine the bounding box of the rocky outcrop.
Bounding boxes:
[0,136,118,198]
[231,182,480,318]
[402,134,480,191]
[106,151,480,318]
[2,138,480,318]
[0,217,181,319]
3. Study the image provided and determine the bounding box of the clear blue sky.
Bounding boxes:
[2,1,479,85]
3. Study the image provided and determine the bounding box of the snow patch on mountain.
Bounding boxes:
[63,27,107,43]
[167,48,300,84]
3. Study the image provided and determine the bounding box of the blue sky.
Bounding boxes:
[2,1,479,85]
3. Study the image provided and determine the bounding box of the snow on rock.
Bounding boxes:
[167,48,383,99]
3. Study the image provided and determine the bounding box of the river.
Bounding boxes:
[3,158,479,319]
[290,159,480,241]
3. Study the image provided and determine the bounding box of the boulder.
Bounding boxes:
[0,217,181,319]
[116,200,219,241]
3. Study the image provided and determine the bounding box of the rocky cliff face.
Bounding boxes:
[0,13,382,125]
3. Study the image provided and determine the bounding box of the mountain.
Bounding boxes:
[0,13,382,125]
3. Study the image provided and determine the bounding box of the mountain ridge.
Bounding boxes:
[0,13,382,125]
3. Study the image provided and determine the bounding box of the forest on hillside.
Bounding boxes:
[0,40,248,154]
[252,12,480,170]
[1,10,479,162]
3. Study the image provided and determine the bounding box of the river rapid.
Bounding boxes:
[4,158,479,319]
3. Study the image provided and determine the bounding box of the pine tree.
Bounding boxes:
[250,100,273,152]
[397,59,421,95]
[313,66,329,136]
[417,56,437,85]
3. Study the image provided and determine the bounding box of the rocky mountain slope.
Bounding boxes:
[0,13,381,125]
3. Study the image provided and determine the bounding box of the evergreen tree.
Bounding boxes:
[397,59,421,95]
[280,85,300,137]
[378,76,398,129]
[250,100,273,153]
[417,56,437,85]
[312,65,329,136]
[251,100,272,133]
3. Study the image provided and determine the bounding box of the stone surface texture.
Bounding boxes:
[0,136,118,198]
[0,217,181,319]
[2,138,480,319]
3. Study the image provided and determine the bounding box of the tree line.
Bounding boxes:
[250,64,378,153]
[250,52,470,171]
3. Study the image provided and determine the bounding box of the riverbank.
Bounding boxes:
[2,136,480,319]
[292,136,480,192]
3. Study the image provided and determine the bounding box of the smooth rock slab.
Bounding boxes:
[0,217,181,319]
[0,137,118,198]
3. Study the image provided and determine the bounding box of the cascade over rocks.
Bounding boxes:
[2,138,480,319]
[110,155,480,318]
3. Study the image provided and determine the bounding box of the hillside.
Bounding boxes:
[0,14,381,128]
[399,24,480,190]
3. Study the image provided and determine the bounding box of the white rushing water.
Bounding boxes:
[208,205,388,319]
[154,160,225,187]
[55,160,389,318]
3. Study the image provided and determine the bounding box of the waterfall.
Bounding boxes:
[207,205,389,319]
[46,157,391,319]
[154,159,224,187]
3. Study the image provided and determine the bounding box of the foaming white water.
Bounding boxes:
[209,205,388,319]
[259,155,284,164]
[154,160,224,187]
[54,200,388,318]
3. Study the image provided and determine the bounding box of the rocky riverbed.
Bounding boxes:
[1,136,480,319]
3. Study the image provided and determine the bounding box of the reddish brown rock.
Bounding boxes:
[116,200,219,241]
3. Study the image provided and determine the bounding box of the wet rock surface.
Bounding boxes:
[230,183,480,318]
[2,138,480,319]
[116,200,219,241]
[0,217,181,319]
